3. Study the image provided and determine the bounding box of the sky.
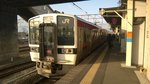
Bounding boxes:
[50,0,120,29]
[50,0,120,15]
[18,0,120,32]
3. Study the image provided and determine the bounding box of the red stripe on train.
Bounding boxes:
[77,20,97,29]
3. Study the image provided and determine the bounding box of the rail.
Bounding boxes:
[0,62,35,78]
[19,45,30,52]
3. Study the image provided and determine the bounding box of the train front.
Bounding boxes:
[28,14,78,78]
[28,15,57,77]
[57,15,77,65]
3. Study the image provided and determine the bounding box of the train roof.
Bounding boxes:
[28,13,75,21]
[28,13,109,31]
[75,15,103,29]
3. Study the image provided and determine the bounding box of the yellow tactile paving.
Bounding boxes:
[80,47,108,84]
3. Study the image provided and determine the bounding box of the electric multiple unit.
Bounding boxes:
[28,13,108,77]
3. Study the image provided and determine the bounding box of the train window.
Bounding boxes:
[86,29,91,43]
[29,20,39,44]
[83,31,87,43]
[44,25,53,45]
[57,16,74,45]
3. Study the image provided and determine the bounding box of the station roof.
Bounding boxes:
[99,0,146,28]
[99,7,123,28]
[3,0,86,7]
[98,0,127,28]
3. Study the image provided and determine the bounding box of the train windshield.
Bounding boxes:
[41,24,55,57]
[29,20,39,44]
[57,16,74,45]
[38,23,56,59]
[43,24,54,47]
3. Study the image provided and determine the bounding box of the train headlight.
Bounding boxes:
[62,48,73,54]
[61,49,66,53]
[67,49,73,53]
[58,48,77,54]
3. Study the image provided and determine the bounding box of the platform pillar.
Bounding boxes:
[120,13,127,53]
[145,0,150,81]
[126,0,134,66]
[0,2,18,61]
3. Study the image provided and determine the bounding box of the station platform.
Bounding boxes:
[56,41,150,84]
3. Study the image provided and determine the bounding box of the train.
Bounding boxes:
[28,13,109,77]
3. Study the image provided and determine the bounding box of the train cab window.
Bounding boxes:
[29,20,39,44]
[44,25,54,46]
[57,16,74,45]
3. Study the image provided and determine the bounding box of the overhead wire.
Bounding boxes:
[72,2,88,14]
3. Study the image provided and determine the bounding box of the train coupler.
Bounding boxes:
[36,61,56,78]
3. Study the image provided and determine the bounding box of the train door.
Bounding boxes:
[37,23,57,78]
[77,28,84,63]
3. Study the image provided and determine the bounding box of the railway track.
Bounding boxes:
[0,62,35,78]
[0,66,38,84]
[10,68,67,84]
[36,74,65,84]
[19,45,30,52]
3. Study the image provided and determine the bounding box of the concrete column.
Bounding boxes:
[132,21,145,66]
[126,0,134,66]
[120,13,127,53]
[131,1,146,66]
[0,2,18,62]
[145,0,150,81]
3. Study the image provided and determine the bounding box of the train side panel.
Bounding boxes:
[76,19,96,64]
[76,19,108,64]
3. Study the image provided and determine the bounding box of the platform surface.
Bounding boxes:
[56,41,150,84]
